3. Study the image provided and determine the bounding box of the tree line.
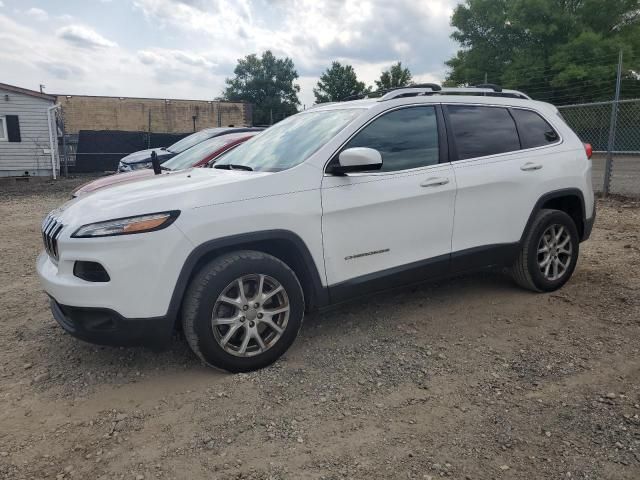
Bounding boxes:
[223,0,640,124]
[223,51,413,125]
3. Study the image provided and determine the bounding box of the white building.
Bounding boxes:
[0,83,59,178]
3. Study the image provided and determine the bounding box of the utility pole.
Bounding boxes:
[604,49,623,196]
[484,72,488,84]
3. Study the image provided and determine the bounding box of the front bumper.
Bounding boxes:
[36,223,193,319]
[50,298,173,349]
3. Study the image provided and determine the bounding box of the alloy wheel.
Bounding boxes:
[211,274,290,357]
[537,224,573,281]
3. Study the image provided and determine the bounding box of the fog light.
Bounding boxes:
[73,261,110,282]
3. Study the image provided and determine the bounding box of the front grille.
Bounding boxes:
[42,214,64,262]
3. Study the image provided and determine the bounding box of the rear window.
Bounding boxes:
[510,109,559,148]
[446,105,520,160]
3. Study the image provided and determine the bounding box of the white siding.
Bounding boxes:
[0,88,56,177]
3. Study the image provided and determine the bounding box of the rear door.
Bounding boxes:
[445,104,564,270]
[321,105,456,299]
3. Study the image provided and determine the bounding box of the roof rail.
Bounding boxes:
[329,84,530,105]
[440,87,530,99]
[473,83,503,92]
[378,84,442,101]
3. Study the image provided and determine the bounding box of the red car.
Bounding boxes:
[72,132,259,197]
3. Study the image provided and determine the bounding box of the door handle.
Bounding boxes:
[420,177,450,187]
[521,162,543,171]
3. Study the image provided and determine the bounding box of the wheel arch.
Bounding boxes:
[166,230,328,328]
[521,188,586,244]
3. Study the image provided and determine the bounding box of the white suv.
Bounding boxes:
[37,85,595,372]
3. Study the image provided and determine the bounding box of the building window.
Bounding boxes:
[0,116,7,141]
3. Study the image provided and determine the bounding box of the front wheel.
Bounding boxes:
[512,209,579,292]
[182,251,305,372]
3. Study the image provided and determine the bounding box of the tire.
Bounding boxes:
[511,209,580,292]
[182,250,305,373]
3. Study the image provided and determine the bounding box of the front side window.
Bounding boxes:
[0,117,6,141]
[216,109,363,172]
[447,105,520,160]
[511,108,559,148]
[341,106,439,172]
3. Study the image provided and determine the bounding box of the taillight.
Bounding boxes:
[584,143,593,159]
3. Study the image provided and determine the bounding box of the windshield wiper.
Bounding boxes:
[214,164,253,171]
[160,165,171,171]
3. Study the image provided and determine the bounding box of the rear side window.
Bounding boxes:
[343,106,439,172]
[510,109,559,148]
[446,105,520,160]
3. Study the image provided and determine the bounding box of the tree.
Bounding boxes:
[224,51,300,125]
[375,62,413,90]
[444,0,640,104]
[313,62,370,103]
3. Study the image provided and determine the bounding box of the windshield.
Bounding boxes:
[215,109,363,172]
[168,129,225,153]
[161,136,236,171]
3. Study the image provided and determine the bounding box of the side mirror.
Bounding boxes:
[331,147,383,175]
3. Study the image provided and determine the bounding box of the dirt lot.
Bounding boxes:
[0,177,639,480]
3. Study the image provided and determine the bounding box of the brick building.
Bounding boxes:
[56,95,252,134]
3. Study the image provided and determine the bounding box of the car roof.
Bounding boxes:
[307,87,556,115]
[202,127,264,136]
[211,131,260,143]
[310,94,553,111]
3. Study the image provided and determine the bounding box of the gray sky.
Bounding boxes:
[0,0,460,108]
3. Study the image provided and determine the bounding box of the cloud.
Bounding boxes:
[132,0,459,105]
[136,48,229,92]
[56,25,117,49]
[0,1,5,7]
[25,7,48,20]
[138,48,218,69]
[36,61,85,80]
[1,0,459,109]
[173,51,215,68]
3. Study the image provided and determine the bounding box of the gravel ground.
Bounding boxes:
[0,176,639,480]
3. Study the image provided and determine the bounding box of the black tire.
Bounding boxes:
[512,209,580,292]
[182,250,304,373]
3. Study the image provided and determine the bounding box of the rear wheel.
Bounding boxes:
[182,250,304,372]
[512,209,579,292]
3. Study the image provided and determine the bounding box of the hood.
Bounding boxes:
[72,170,156,197]
[119,148,173,165]
[55,167,272,227]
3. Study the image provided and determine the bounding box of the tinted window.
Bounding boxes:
[447,105,520,160]
[511,109,559,148]
[343,106,439,172]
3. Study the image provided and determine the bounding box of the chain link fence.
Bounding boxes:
[558,99,640,197]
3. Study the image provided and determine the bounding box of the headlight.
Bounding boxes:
[72,211,180,238]
[130,161,151,170]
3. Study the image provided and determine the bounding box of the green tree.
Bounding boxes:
[375,62,413,90]
[313,62,370,103]
[224,51,300,125]
[444,0,640,104]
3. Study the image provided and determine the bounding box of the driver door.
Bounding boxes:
[320,105,456,301]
